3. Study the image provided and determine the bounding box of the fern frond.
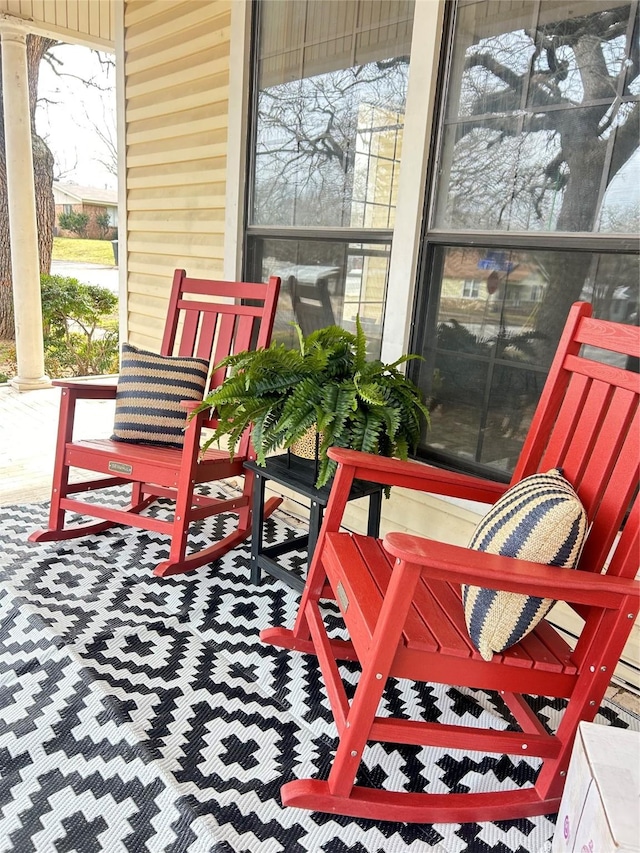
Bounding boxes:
[354,315,367,372]
[287,322,303,355]
[353,377,387,407]
[360,410,384,453]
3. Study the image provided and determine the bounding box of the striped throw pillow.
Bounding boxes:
[462,469,588,661]
[111,344,209,448]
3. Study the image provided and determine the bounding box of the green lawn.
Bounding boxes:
[53,237,117,266]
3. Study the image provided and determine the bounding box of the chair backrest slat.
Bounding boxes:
[156,270,281,455]
[607,496,640,579]
[196,311,219,361]
[177,310,201,357]
[176,300,266,318]
[234,314,256,354]
[575,385,636,500]
[549,377,614,488]
[512,302,639,581]
[180,277,271,300]
[537,371,590,474]
[575,313,640,356]
[210,313,237,390]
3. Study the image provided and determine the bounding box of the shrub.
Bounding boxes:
[40,274,119,377]
[58,211,90,237]
[0,341,16,384]
[95,211,111,239]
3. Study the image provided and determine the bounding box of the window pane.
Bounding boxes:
[247,237,390,357]
[413,245,639,476]
[252,0,414,228]
[434,1,640,234]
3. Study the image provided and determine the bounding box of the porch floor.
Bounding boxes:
[1,381,638,721]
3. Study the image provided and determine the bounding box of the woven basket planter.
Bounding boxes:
[289,426,323,460]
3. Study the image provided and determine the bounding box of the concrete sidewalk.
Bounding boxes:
[51,259,119,293]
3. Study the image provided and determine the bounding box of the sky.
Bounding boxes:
[36,43,117,191]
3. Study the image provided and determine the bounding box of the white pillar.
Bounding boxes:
[1,20,50,390]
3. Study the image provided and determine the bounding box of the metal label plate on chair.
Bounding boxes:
[108,461,133,474]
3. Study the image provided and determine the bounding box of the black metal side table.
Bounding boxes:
[244,453,383,592]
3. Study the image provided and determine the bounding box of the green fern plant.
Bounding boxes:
[196,318,429,488]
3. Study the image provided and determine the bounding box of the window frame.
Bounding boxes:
[408,0,640,481]
[242,0,415,348]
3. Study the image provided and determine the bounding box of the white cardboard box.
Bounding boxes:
[552,721,640,853]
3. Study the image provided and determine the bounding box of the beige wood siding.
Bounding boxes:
[123,0,231,351]
[0,0,113,48]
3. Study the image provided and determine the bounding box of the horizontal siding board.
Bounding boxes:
[128,234,223,257]
[127,83,230,122]
[128,307,167,330]
[131,220,224,236]
[125,23,230,74]
[126,0,229,51]
[126,242,222,264]
[127,197,225,213]
[128,218,225,235]
[127,111,227,146]
[127,329,165,351]
[128,292,169,319]
[128,254,223,277]
[127,117,228,149]
[127,140,226,169]
[124,0,176,28]
[128,275,180,299]
[127,183,226,201]
[127,166,227,190]
[126,55,229,99]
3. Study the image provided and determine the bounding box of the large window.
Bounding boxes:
[246,0,415,353]
[412,0,639,479]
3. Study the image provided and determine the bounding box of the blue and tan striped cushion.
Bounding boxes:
[462,469,588,661]
[111,343,209,448]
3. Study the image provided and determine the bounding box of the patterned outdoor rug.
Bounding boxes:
[0,492,637,853]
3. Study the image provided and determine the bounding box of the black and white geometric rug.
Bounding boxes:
[0,491,637,853]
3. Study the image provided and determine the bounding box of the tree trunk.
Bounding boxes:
[532,142,604,362]
[0,34,55,340]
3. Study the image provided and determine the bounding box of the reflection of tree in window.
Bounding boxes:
[253,60,409,228]
[437,2,639,355]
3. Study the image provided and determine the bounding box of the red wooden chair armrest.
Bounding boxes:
[51,379,117,400]
[327,447,507,504]
[383,532,640,609]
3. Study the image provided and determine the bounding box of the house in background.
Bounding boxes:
[53,181,118,239]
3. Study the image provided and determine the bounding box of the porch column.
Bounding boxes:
[1,19,50,390]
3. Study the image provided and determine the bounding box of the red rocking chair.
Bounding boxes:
[30,270,281,577]
[262,302,640,823]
